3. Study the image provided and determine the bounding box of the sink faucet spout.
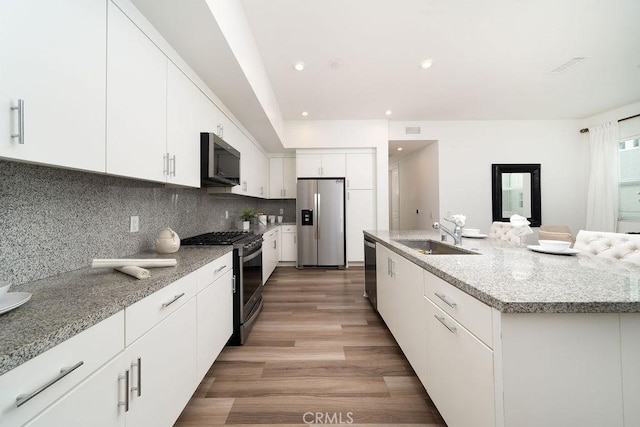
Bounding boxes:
[433,221,463,245]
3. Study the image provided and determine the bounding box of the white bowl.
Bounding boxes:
[463,228,480,235]
[0,282,10,299]
[538,240,571,251]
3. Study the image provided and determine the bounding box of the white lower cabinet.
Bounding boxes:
[263,228,280,284]
[423,297,495,427]
[125,297,197,427]
[622,314,640,426]
[280,225,297,262]
[0,312,124,427]
[197,269,233,381]
[4,254,235,427]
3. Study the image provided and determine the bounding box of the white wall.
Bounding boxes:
[389,120,588,235]
[283,120,389,229]
[392,143,439,230]
[581,101,640,232]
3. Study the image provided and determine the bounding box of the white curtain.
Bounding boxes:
[586,122,619,231]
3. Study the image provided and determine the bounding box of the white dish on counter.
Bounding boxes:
[0,292,32,315]
[462,233,488,238]
[527,245,580,256]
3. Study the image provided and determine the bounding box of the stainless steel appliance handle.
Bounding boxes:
[118,369,130,412]
[232,275,236,293]
[243,247,263,263]
[10,99,24,144]
[434,292,457,309]
[131,357,142,397]
[434,314,457,333]
[364,240,376,249]
[16,361,84,407]
[161,293,185,308]
[316,192,321,240]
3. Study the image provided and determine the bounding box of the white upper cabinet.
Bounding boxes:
[106,2,167,183]
[346,153,375,189]
[296,153,346,178]
[166,62,202,187]
[269,157,296,199]
[0,0,106,172]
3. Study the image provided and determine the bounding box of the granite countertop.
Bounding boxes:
[365,230,640,314]
[0,246,232,376]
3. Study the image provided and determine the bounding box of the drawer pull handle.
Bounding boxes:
[131,357,142,397]
[118,369,130,412]
[162,292,185,308]
[434,315,457,333]
[16,361,84,407]
[10,99,25,144]
[214,265,227,274]
[434,292,457,308]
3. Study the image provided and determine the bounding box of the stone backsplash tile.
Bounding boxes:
[0,160,295,287]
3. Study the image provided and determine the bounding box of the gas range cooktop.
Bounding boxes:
[180,231,253,246]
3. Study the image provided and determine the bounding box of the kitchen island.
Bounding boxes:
[365,230,640,427]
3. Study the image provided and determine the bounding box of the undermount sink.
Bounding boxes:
[392,239,478,255]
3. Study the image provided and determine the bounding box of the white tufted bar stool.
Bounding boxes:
[488,221,526,245]
[573,230,640,265]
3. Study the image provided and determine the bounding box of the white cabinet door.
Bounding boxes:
[282,157,297,198]
[106,2,167,183]
[269,157,297,198]
[346,190,375,262]
[320,153,346,177]
[0,0,106,172]
[296,154,323,177]
[269,157,284,198]
[281,228,297,262]
[196,269,233,381]
[24,352,127,427]
[166,62,201,187]
[126,298,197,427]
[375,244,396,332]
[346,153,375,189]
[262,228,280,284]
[424,298,495,427]
[393,257,426,383]
[622,313,640,426]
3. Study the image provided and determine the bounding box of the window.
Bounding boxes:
[619,137,640,220]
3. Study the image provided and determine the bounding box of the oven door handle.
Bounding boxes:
[242,247,263,263]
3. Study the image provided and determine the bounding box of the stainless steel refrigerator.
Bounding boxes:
[297,178,346,268]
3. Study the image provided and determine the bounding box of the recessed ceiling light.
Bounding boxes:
[301,111,309,117]
[397,147,403,151]
[420,59,433,69]
[385,110,392,116]
[293,61,305,71]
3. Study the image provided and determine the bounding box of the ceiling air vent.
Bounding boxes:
[548,57,588,74]
[405,126,421,135]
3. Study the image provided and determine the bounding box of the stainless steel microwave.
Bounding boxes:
[200,132,240,187]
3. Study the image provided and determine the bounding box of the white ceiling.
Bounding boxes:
[132,0,640,151]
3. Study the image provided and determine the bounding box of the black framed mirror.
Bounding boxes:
[492,164,541,227]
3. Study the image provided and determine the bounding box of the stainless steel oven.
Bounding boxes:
[231,237,263,345]
[180,231,263,345]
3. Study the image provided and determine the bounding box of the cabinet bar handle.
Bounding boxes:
[131,357,142,397]
[16,361,84,407]
[214,265,227,274]
[118,369,130,412]
[10,99,25,144]
[283,189,286,197]
[163,153,168,175]
[170,155,176,177]
[161,292,185,308]
[434,315,457,333]
[434,292,457,308]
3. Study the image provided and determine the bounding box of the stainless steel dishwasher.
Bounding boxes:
[363,235,377,309]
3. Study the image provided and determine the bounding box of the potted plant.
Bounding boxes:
[240,207,255,230]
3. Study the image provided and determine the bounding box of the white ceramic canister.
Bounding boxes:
[155,228,180,254]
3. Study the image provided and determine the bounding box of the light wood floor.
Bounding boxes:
[175,267,447,426]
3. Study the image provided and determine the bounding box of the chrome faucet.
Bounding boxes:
[433,220,462,245]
